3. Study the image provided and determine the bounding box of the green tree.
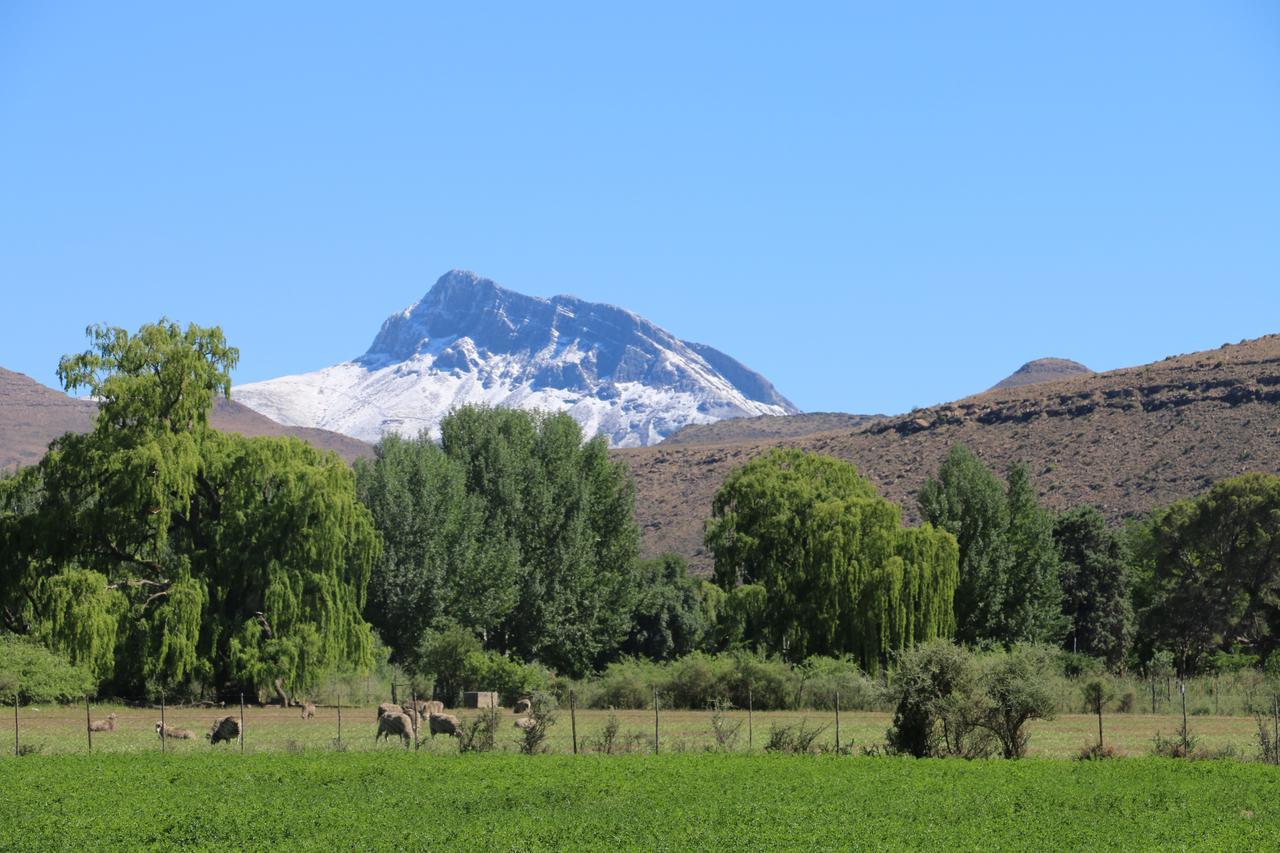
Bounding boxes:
[918,446,1064,646]
[360,407,642,677]
[3,321,378,699]
[1141,473,1280,674]
[1053,506,1134,666]
[706,449,958,668]
[620,554,707,660]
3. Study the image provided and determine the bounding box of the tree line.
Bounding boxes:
[3,320,1280,705]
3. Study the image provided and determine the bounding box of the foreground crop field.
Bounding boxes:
[6,703,1263,759]
[1,752,1277,850]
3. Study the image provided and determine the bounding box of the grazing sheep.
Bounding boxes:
[88,712,118,733]
[422,700,444,716]
[155,722,195,740]
[375,711,414,747]
[300,703,316,720]
[208,715,241,745]
[400,706,421,732]
[376,702,400,722]
[513,698,532,714]
[513,716,536,732]
[428,712,462,738]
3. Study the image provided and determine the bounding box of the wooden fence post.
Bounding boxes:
[85,696,92,753]
[747,685,753,752]
[160,692,166,753]
[239,692,245,754]
[835,691,841,752]
[337,693,343,745]
[412,690,419,751]
[13,688,18,757]
[653,687,660,755]
[570,690,577,755]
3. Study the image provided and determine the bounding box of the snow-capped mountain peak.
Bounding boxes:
[234,270,798,447]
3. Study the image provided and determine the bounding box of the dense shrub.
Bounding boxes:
[0,634,96,703]
[885,640,987,758]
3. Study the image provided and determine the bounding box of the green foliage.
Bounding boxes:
[1054,506,1134,666]
[0,634,96,703]
[459,706,500,754]
[978,645,1056,758]
[461,651,550,706]
[359,407,641,677]
[707,449,958,668]
[885,640,988,758]
[414,624,483,706]
[918,446,1065,646]
[1141,473,1280,675]
[620,555,707,660]
[516,692,557,754]
[3,321,378,700]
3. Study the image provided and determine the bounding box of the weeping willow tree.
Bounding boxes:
[706,449,958,669]
[0,320,377,700]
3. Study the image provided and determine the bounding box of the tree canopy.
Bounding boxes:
[706,449,958,668]
[357,407,645,679]
[918,446,1065,646]
[0,321,377,700]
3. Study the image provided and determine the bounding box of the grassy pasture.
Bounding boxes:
[5,702,1264,759]
[1,752,1277,850]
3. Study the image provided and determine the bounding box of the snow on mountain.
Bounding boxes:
[233,270,799,447]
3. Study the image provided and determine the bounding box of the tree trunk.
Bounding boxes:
[273,678,291,708]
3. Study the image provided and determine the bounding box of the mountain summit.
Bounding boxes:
[234,270,798,447]
[990,357,1093,391]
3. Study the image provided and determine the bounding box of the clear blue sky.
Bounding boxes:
[2,2,1278,415]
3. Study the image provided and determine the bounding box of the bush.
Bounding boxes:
[764,720,828,754]
[587,658,661,709]
[461,651,550,706]
[459,706,499,753]
[0,634,96,703]
[1116,691,1136,714]
[517,692,557,755]
[1075,742,1119,761]
[708,699,743,751]
[885,641,987,758]
[978,646,1057,759]
[413,625,482,706]
[796,656,879,711]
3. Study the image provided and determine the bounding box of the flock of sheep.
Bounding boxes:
[83,699,534,749]
[86,711,243,744]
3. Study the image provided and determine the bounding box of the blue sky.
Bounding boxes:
[2,2,1278,415]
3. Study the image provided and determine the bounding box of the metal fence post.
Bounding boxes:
[160,692,166,753]
[13,688,18,757]
[239,692,245,754]
[85,696,93,753]
[747,686,753,752]
[337,692,343,745]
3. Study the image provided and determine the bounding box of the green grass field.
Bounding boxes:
[5,702,1264,759]
[1,752,1277,850]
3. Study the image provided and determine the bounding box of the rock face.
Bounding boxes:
[990,358,1092,391]
[234,270,798,447]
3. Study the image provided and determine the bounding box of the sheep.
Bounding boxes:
[155,722,195,740]
[376,702,400,722]
[428,712,462,738]
[400,706,421,732]
[88,712,118,733]
[300,703,316,720]
[208,715,241,745]
[513,716,536,732]
[375,711,414,747]
[422,700,444,716]
[513,697,532,714]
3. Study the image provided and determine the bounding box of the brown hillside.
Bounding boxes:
[990,357,1092,391]
[615,335,1280,574]
[661,412,883,446]
[0,367,373,472]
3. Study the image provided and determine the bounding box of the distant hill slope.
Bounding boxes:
[615,336,1280,574]
[990,357,1093,391]
[0,367,372,472]
[660,412,883,445]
